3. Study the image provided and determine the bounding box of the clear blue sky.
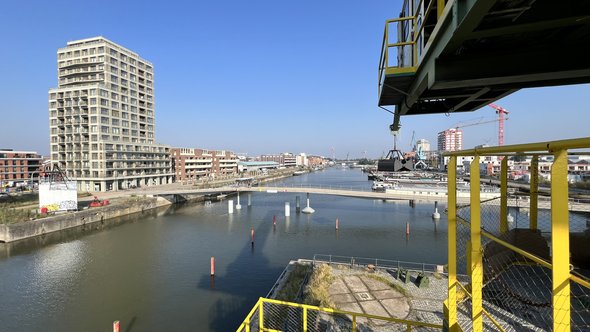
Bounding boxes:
[1,0,589,159]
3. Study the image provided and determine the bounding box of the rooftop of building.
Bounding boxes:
[59,36,152,66]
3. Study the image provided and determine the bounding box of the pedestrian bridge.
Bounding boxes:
[144,184,590,212]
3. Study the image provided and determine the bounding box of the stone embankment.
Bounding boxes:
[0,170,299,243]
[0,196,175,243]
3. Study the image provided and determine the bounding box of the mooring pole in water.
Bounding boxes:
[285,202,290,217]
[251,228,255,244]
[210,257,215,276]
[228,200,234,214]
[247,193,251,207]
[296,196,301,213]
[406,222,410,236]
[336,218,339,230]
[273,215,277,226]
[113,321,120,332]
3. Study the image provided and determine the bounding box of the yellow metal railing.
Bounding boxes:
[236,297,443,332]
[378,0,448,93]
[445,137,590,332]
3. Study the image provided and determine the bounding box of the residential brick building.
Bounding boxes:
[0,149,43,185]
[171,148,238,181]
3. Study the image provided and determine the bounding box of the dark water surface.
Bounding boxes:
[0,168,448,331]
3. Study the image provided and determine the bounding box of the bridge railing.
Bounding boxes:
[252,183,373,192]
[445,137,590,332]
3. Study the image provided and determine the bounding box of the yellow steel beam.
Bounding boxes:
[303,307,307,331]
[551,149,570,331]
[571,274,590,290]
[482,308,508,332]
[530,155,539,230]
[470,156,483,332]
[447,156,458,331]
[437,0,445,18]
[444,137,590,156]
[385,67,417,75]
[500,157,508,234]
[259,299,264,330]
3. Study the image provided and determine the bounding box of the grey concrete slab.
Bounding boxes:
[358,300,390,318]
[328,278,350,295]
[353,292,374,302]
[332,293,356,304]
[359,276,391,291]
[338,301,363,314]
[381,298,410,319]
[343,276,369,293]
[372,289,405,300]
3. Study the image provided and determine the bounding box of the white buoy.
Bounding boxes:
[285,202,290,217]
[236,192,242,210]
[432,201,441,220]
[432,208,441,220]
[228,200,234,214]
[301,193,315,214]
[507,213,514,223]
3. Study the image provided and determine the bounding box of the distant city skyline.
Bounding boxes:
[1,0,589,159]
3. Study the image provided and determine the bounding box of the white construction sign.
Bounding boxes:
[39,181,78,212]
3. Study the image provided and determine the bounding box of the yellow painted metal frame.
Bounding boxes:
[551,149,570,331]
[236,297,443,332]
[379,0,450,82]
[469,156,483,332]
[443,137,590,332]
[447,156,458,331]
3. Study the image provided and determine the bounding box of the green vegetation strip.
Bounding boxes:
[304,264,335,308]
[276,264,311,302]
[0,207,43,224]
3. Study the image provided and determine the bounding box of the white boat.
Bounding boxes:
[372,181,397,191]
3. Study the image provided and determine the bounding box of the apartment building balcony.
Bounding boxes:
[185,165,212,170]
[59,58,101,69]
[60,67,102,77]
[185,158,213,163]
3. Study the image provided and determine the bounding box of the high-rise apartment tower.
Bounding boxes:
[437,128,463,151]
[48,37,173,192]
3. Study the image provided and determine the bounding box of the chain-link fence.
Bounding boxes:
[237,298,442,331]
[454,196,590,331]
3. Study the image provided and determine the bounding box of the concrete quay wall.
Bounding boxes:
[0,196,175,243]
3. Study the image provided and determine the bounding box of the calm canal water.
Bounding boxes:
[0,168,449,332]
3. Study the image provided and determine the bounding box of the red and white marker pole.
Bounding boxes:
[210,256,215,276]
[251,228,255,244]
[336,218,339,230]
[113,321,120,332]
